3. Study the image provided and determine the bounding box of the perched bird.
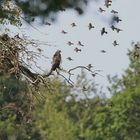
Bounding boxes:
[51,50,61,71]
[111,10,118,14]
[88,23,95,30]
[71,22,76,27]
[61,30,68,34]
[113,16,122,23]
[78,41,84,46]
[113,40,119,46]
[67,57,73,61]
[99,7,106,13]
[101,50,106,53]
[101,27,108,36]
[67,41,74,46]
[104,0,112,8]
[74,47,81,52]
[45,22,51,26]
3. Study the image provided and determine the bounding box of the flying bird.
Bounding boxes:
[99,7,106,13]
[101,50,106,53]
[111,10,118,14]
[116,28,123,33]
[74,47,81,52]
[78,41,84,46]
[110,25,117,31]
[61,30,68,34]
[111,26,123,33]
[104,0,112,8]
[67,41,74,46]
[88,23,95,30]
[113,16,122,23]
[101,27,108,36]
[45,22,51,26]
[71,23,76,27]
[113,40,119,46]
[67,57,73,61]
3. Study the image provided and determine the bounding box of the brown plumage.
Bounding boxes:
[104,0,112,8]
[51,50,61,71]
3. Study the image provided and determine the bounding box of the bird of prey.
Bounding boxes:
[78,41,84,46]
[101,27,108,35]
[61,30,68,34]
[71,23,76,27]
[45,22,51,26]
[51,50,61,71]
[113,16,122,23]
[101,50,106,53]
[104,0,112,8]
[113,40,119,46]
[99,7,106,13]
[67,41,74,46]
[88,23,95,30]
[74,47,81,52]
[67,57,73,61]
[111,10,118,14]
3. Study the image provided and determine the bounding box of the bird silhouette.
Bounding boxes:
[99,7,106,13]
[74,47,81,52]
[51,50,61,71]
[113,16,122,23]
[67,57,73,61]
[113,40,119,46]
[101,27,108,35]
[87,64,93,70]
[111,10,118,14]
[110,25,117,31]
[111,26,122,33]
[67,41,74,46]
[88,23,95,30]
[61,30,68,34]
[71,23,76,27]
[78,41,84,46]
[104,0,112,8]
[101,50,106,53]
[116,28,123,33]
[45,22,51,26]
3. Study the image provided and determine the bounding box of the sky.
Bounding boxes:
[8,0,140,96]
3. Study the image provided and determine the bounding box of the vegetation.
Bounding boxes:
[0,0,140,140]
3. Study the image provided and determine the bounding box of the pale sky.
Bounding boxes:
[8,0,140,96]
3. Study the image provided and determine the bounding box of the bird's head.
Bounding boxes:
[56,50,61,53]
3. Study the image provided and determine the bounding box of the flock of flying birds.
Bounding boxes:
[45,0,123,61]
